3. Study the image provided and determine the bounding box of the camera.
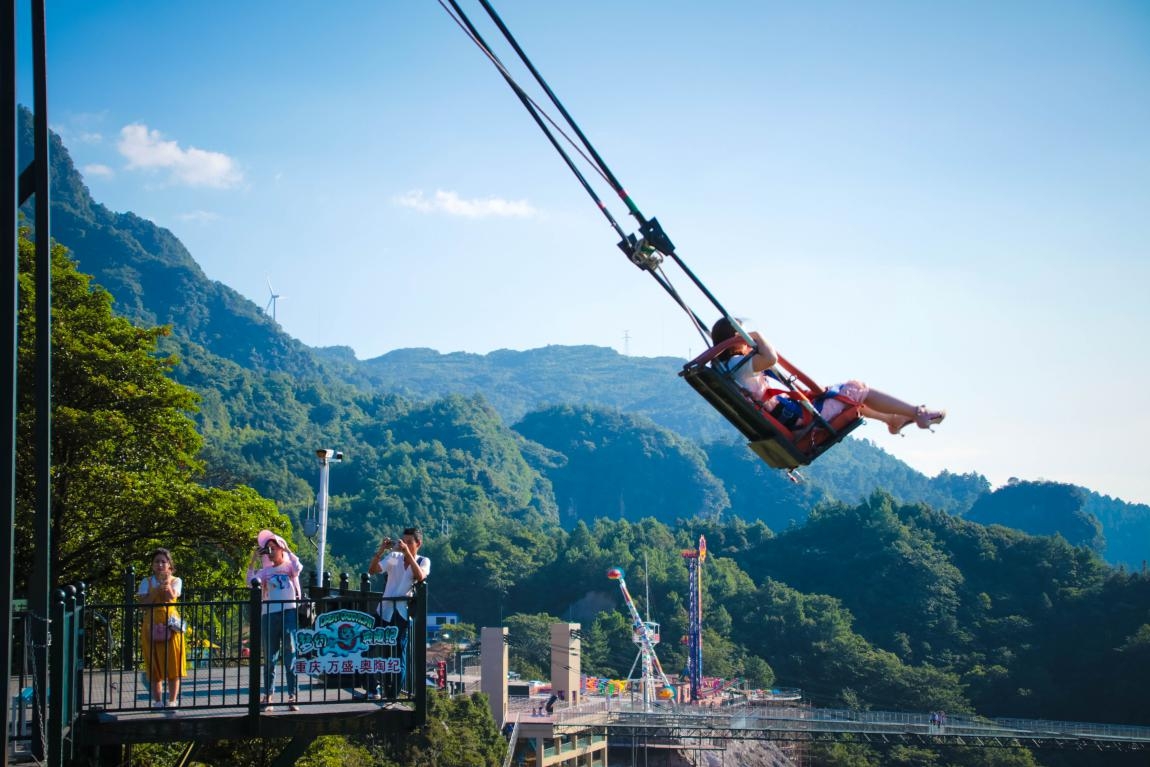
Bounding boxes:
[257,544,272,556]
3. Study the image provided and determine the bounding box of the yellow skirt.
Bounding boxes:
[141,604,186,682]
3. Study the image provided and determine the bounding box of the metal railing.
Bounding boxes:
[556,699,1150,750]
[7,611,36,760]
[78,573,427,714]
[6,570,429,761]
[500,716,520,767]
[5,586,85,763]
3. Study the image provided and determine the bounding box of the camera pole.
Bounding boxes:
[314,448,342,585]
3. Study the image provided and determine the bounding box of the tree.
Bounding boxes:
[967,481,1104,553]
[394,692,505,767]
[15,230,285,597]
[503,612,563,679]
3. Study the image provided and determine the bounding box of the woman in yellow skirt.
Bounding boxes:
[137,548,186,706]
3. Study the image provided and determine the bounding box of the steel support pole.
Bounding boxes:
[1,1,19,765]
[315,454,330,583]
[28,0,51,760]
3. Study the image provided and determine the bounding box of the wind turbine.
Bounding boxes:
[266,279,284,321]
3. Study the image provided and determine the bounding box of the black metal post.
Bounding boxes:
[72,583,85,746]
[1,0,19,762]
[47,589,63,767]
[247,581,262,732]
[28,0,51,757]
[413,581,427,726]
[121,568,135,669]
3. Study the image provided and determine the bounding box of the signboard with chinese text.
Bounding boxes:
[292,608,401,677]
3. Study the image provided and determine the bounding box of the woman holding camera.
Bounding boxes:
[137,547,186,707]
[247,530,303,711]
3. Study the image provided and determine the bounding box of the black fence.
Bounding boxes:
[7,573,427,756]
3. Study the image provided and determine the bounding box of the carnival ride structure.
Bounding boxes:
[606,567,676,708]
[681,535,706,702]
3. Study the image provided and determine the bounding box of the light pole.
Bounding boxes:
[442,632,461,695]
[314,448,343,584]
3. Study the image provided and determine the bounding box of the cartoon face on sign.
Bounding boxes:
[294,609,398,660]
[336,622,360,652]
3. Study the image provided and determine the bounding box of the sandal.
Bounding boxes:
[887,416,913,436]
[915,406,946,430]
[288,697,300,712]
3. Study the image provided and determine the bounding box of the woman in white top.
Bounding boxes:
[246,530,303,710]
[137,548,186,706]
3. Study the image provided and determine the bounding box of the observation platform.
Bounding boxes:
[7,578,428,765]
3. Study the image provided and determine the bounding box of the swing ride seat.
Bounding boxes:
[680,338,865,470]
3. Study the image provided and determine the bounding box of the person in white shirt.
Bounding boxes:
[136,548,185,707]
[368,527,430,698]
[246,530,303,711]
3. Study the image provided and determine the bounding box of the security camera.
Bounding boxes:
[315,448,344,464]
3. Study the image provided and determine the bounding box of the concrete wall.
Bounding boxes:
[550,622,581,706]
[480,626,509,726]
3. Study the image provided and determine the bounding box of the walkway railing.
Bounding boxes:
[556,699,1150,751]
[79,572,427,714]
[6,586,86,762]
[7,573,428,758]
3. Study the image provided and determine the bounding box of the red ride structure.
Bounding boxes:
[681,536,706,702]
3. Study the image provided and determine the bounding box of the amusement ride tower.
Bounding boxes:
[682,535,707,702]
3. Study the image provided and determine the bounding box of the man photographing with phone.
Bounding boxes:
[367,527,430,699]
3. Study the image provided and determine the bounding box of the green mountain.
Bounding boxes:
[349,345,728,442]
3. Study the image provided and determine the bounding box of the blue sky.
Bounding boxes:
[21,1,1150,504]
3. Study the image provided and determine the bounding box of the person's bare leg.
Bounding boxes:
[862,389,918,417]
[169,677,181,705]
[860,404,913,435]
[862,389,945,432]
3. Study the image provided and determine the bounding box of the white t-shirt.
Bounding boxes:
[377,552,430,622]
[718,353,770,401]
[137,575,183,600]
[247,554,302,615]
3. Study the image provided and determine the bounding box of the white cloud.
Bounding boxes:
[52,112,107,145]
[177,210,221,223]
[82,163,114,179]
[117,123,243,189]
[394,189,536,219]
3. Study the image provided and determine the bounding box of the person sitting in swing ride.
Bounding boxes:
[710,317,945,436]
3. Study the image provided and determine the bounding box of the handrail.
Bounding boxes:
[70,575,426,715]
[554,699,1150,748]
[500,714,521,767]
